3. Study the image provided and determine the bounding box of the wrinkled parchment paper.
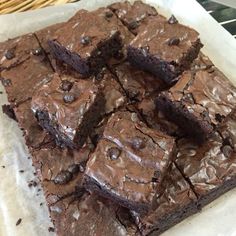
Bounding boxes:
[0,1,236,236]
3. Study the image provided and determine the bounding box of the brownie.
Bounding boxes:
[31,73,105,148]
[136,97,181,137]
[112,61,165,102]
[0,38,53,106]
[48,8,132,76]
[31,140,93,206]
[50,192,139,236]
[109,1,157,35]
[127,15,202,84]
[132,164,198,236]
[83,111,176,213]
[176,111,236,208]
[0,33,41,71]
[156,69,236,143]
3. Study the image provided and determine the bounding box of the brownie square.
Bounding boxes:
[156,69,236,143]
[31,140,93,206]
[133,164,198,236]
[127,15,202,84]
[83,111,175,213]
[109,1,158,35]
[48,8,129,76]
[50,193,138,236]
[112,61,165,102]
[31,73,105,148]
[176,111,236,208]
[0,33,41,71]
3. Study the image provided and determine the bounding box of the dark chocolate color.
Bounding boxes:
[127,15,202,84]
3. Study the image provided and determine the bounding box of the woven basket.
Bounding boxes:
[0,0,77,14]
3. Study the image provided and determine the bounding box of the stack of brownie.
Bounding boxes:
[1,1,236,235]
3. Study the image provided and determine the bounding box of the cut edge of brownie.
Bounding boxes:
[83,174,150,215]
[127,39,203,85]
[156,93,213,143]
[48,31,123,76]
[136,201,199,236]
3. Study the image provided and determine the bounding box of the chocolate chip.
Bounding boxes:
[105,11,113,18]
[168,15,178,24]
[60,80,73,91]
[32,47,43,56]
[221,145,233,158]
[141,46,149,57]
[128,20,139,30]
[131,136,145,150]
[215,113,225,122]
[168,37,180,46]
[80,36,91,45]
[0,78,12,87]
[63,93,76,103]
[107,147,121,160]
[48,227,55,232]
[16,218,22,226]
[68,164,80,174]
[5,49,15,60]
[54,170,73,184]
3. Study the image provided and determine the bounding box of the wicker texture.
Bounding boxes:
[0,0,77,14]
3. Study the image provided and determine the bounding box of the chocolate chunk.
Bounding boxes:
[168,14,178,24]
[131,136,145,150]
[5,49,15,60]
[128,20,139,30]
[60,80,73,91]
[105,11,113,18]
[54,170,73,185]
[32,47,43,56]
[107,147,121,160]
[221,145,233,158]
[16,218,22,226]
[168,37,180,46]
[80,36,92,46]
[68,164,80,174]
[215,113,225,122]
[63,93,76,103]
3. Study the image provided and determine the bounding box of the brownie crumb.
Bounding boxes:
[48,227,55,232]
[16,218,22,226]
[28,180,38,188]
[1,166,5,168]
[0,91,3,94]
[19,170,24,173]
[40,203,43,206]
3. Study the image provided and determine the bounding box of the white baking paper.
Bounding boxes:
[0,1,236,236]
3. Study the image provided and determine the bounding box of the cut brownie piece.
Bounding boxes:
[48,8,130,76]
[176,111,236,208]
[127,15,202,84]
[50,193,139,236]
[156,69,236,143]
[112,61,165,102]
[31,73,105,148]
[136,97,181,137]
[0,36,54,106]
[83,111,176,214]
[31,140,93,206]
[0,33,41,71]
[133,164,198,236]
[109,1,157,35]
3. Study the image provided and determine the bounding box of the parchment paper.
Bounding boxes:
[0,1,236,236]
